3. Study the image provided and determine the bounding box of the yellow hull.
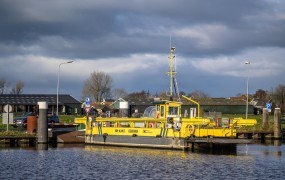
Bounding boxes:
[87,126,236,138]
[76,116,237,138]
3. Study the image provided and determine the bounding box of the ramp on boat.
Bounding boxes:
[57,131,85,143]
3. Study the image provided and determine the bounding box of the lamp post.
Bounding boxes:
[245,61,250,119]
[56,60,73,115]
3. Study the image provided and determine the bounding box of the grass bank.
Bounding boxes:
[0,130,35,137]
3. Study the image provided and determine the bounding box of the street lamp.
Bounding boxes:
[245,61,250,119]
[56,60,74,115]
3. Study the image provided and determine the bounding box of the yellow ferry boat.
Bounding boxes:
[75,47,257,150]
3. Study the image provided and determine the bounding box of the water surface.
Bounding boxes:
[0,143,284,179]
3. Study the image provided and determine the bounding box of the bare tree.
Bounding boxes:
[82,71,112,102]
[253,89,268,99]
[0,78,7,94]
[272,84,285,113]
[125,90,152,99]
[156,91,182,101]
[187,90,210,100]
[10,80,24,94]
[112,88,128,99]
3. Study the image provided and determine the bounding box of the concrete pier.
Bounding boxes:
[37,101,48,144]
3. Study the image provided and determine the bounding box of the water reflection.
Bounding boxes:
[274,139,282,146]
[0,143,284,179]
[238,142,285,160]
[37,143,48,150]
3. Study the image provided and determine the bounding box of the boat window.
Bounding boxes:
[148,122,161,128]
[134,122,145,128]
[156,122,161,128]
[169,107,178,115]
[110,122,115,127]
[103,122,110,127]
[156,106,160,111]
[143,106,156,118]
[101,122,116,127]
[119,122,130,127]
[161,106,165,117]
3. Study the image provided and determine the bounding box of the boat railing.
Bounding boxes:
[182,95,201,117]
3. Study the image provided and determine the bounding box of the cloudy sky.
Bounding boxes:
[1,0,285,101]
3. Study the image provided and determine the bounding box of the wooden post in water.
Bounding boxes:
[274,108,281,139]
[262,108,269,130]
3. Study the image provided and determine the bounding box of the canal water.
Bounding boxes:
[0,141,285,179]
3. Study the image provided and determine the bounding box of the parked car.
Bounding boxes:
[12,112,59,128]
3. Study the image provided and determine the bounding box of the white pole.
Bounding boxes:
[56,61,73,115]
[245,61,250,119]
[37,101,48,144]
[6,104,10,131]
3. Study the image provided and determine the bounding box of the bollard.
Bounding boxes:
[27,116,37,134]
[274,108,281,139]
[262,108,269,130]
[37,101,48,144]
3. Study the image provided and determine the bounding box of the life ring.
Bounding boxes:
[188,124,195,135]
[149,122,155,128]
[167,117,173,124]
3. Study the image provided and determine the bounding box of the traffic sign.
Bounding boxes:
[266,103,271,113]
[4,104,13,113]
[2,113,14,124]
[85,97,91,107]
[84,107,91,115]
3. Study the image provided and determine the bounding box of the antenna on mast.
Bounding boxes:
[167,46,180,102]
[170,35,172,50]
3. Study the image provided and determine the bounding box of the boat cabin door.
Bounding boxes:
[156,105,165,118]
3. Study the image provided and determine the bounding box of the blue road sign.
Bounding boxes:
[85,97,91,107]
[266,103,271,110]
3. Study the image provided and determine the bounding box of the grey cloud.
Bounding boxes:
[0,0,285,99]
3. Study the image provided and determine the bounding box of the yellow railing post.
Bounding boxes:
[182,95,201,117]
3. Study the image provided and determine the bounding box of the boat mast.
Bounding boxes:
[169,47,175,98]
[167,47,180,101]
